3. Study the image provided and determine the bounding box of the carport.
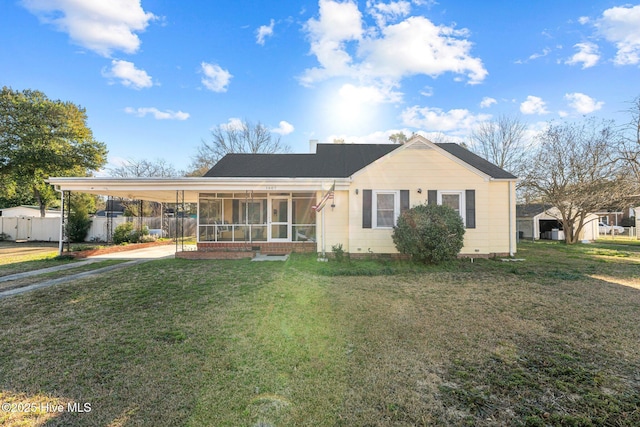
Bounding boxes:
[47,177,206,255]
[516,204,599,241]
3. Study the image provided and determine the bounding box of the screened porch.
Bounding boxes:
[198,192,317,243]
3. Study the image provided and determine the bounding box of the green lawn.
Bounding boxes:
[1,241,639,426]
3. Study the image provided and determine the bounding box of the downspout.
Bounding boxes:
[508,181,514,257]
[55,186,64,255]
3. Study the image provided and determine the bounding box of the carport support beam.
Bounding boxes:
[57,187,64,255]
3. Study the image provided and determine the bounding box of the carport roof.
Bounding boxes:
[516,203,555,218]
[46,176,342,203]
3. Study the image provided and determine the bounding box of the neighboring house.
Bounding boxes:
[48,136,518,257]
[516,204,599,241]
[0,205,61,218]
[94,199,125,217]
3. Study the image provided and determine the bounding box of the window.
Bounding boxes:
[373,191,399,228]
[437,191,465,224]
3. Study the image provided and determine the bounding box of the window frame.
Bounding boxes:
[437,190,466,225]
[373,190,400,229]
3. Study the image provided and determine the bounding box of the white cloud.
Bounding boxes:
[594,4,640,65]
[21,0,156,56]
[420,86,434,97]
[565,42,600,68]
[219,118,244,131]
[367,1,411,27]
[359,16,487,84]
[528,48,551,60]
[339,82,402,104]
[400,105,491,132]
[272,120,295,135]
[256,19,275,45]
[124,107,189,120]
[520,96,549,115]
[103,59,152,89]
[300,0,487,101]
[300,0,364,85]
[201,62,232,92]
[480,97,497,108]
[564,92,603,114]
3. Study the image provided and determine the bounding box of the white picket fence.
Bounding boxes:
[0,216,196,242]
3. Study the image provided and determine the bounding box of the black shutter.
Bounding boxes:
[363,190,372,228]
[232,200,239,224]
[427,190,437,205]
[465,190,476,229]
[400,190,410,214]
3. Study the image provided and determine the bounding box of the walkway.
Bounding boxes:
[0,245,176,299]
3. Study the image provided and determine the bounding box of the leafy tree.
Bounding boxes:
[469,115,530,176]
[389,131,409,144]
[521,118,635,244]
[392,204,465,264]
[189,119,289,176]
[0,87,107,216]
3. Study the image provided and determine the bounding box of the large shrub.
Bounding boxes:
[112,222,151,244]
[66,193,95,243]
[392,203,465,264]
[67,211,92,243]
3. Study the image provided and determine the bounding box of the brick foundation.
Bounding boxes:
[197,242,316,255]
[176,251,255,260]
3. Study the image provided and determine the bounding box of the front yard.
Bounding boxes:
[1,241,639,426]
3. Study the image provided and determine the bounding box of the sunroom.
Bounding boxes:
[197,191,317,243]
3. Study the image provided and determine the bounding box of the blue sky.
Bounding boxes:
[2,0,639,173]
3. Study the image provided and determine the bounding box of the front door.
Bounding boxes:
[269,197,290,241]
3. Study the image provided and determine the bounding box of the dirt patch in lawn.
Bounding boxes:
[0,241,58,258]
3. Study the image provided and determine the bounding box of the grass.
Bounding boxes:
[0,241,639,426]
[0,252,77,277]
[0,259,130,292]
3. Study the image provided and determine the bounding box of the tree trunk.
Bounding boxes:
[33,186,46,217]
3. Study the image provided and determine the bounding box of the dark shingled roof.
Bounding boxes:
[204,143,517,179]
[516,203,553,218]
[436,143,517,179]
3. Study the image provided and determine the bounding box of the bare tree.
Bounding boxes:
[469,115,530,176]
[110,158,179,179]
[521,118,634,244]
[189,119,289,176]
[109,158,179,217]
[619,95,640,182]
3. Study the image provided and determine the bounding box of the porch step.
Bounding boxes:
[252,253,290,262]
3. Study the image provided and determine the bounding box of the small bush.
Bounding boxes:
[392,203,465,264]
[331,243,346,262]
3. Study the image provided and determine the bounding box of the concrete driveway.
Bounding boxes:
[87,245,178,260]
